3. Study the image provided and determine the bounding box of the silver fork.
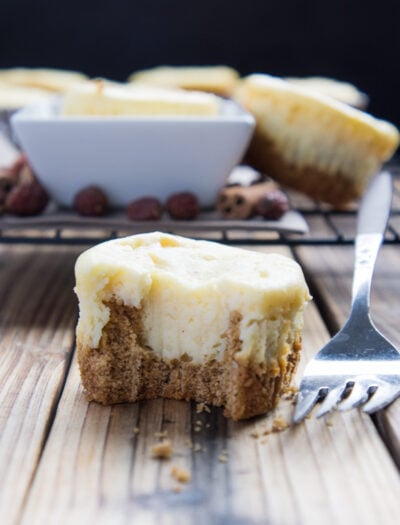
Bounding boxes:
[293,171,400,423]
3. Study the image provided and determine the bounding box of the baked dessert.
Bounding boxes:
[62,80,220,116]
[0,81,52,109]
[0,67,88,92]
[285,76,368,108]
[128,65,239,97]
[234,74,399,207]
[75,232,310,420]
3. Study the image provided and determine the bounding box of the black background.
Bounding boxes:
[1,0,400,126]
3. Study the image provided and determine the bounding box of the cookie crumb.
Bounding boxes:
[196,402,211,414]
[171,465,191,483]
[250,430,260,439]
[218,450,228,463]
[261,416,290,436]
[133,426,140,434]
[193,443,202,452]
[151,439,173,459]
[271,416,289,433]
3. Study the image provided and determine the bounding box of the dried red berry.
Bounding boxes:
[73,186,108,216]
[255,189,289,220]
[127,196,163,220]
[5,180,49,216]
[166,192,199,220]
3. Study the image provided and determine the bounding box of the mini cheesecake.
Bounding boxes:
[234,74,399,207]
[62,81,220,117]
[128,65,239,97]
[0,82,52,109]
[75,232,310,420]
[0,67,88,92]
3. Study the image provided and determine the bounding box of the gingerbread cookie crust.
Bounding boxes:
[78,300,303,420]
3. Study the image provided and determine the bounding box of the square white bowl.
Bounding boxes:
[11,97,255,207]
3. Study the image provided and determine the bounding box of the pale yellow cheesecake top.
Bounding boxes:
[0,68,88,92]
[62,80,220,116]
[285,76,368,108]
[75,232,310,364]
[128,65,239,97]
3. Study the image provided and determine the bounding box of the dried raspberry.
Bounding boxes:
[5,181,49,216]
[127,196,163,220]
[256,190,289,220]
[166,192,199,220]
[73,186,108,216]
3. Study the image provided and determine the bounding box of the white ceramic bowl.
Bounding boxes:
[11,97,255,207]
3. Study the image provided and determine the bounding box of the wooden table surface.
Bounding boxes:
[1,180,400,524]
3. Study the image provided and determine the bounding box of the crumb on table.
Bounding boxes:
[196,402,211,414]
[151,439,173,459]
[271,416,289,433]
[261,416,290,436]
[218,450,228,463]
[171,465,191,483]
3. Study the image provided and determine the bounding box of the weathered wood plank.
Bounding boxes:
[20,245,400,525]
[0,245,80,525]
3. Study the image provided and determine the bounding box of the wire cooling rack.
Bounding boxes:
[0,171,399,247]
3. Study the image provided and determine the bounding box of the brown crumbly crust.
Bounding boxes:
[245,129,365,208]
[77,299,302,420]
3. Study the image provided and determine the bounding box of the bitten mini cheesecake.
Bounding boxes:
[75,232,310,419]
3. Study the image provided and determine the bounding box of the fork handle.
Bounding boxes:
[351,172,392,312]
[357,171,392,236]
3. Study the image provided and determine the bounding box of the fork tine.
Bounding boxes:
[293,390,321,424]
[337,382,369,412]
[315,384,347,418]
[362,385,400,414]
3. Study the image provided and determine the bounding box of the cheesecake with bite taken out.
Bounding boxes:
[75,232,310,420]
